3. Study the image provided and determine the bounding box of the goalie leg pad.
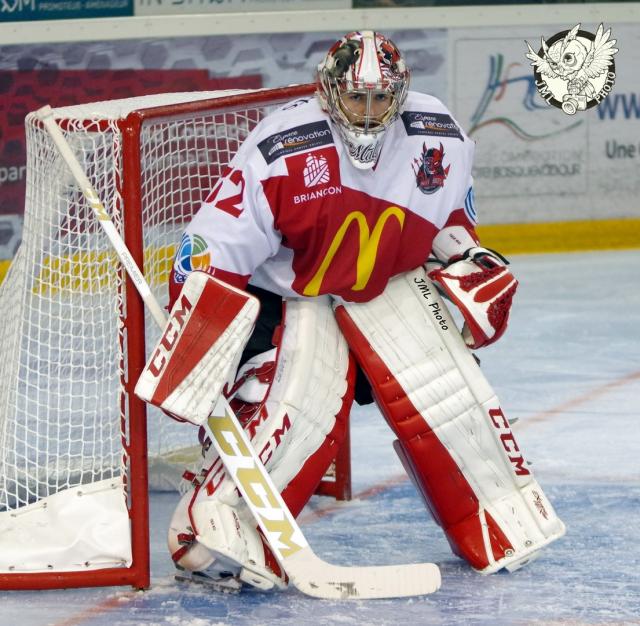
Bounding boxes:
[335,267,565,574]
[173,296,355,588]
[135,271,259,425]
[196,296,354,514]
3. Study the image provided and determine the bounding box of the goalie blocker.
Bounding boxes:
[335,267,565,573]
[135,271,260,426]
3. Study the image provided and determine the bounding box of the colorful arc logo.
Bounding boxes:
[175,233,211,278]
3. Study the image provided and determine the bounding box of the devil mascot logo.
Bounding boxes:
[413,142,450,195]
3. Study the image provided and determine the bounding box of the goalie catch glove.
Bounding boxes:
[427,247,518,349]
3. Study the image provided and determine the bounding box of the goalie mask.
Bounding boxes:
[317,30,410,170]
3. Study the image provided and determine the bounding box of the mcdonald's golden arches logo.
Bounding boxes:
[303,206,405,297]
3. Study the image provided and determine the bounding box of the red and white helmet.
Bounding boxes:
[317,30,410,169]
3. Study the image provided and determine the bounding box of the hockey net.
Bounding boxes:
[0,84,350,590]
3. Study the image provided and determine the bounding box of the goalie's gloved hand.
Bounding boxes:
[427,247,518,349]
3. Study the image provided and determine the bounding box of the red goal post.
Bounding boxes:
[0,84,350,591]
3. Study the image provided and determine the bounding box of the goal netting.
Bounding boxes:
[0,85,323,589]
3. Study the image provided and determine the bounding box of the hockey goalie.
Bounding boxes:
[135,30,565,593]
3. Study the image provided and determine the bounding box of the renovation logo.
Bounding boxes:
[258,121,333,165]
[525,23,618,115]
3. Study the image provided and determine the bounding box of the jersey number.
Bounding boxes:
[205,168,245,218]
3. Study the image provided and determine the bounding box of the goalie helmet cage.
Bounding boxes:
[0,83,351,591]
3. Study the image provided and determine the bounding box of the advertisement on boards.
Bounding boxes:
[0,33,275,261]
[0,0,132,22]
[135,0,348,16]
[450,22,639,223]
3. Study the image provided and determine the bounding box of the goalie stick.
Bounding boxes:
[37,104,441,600]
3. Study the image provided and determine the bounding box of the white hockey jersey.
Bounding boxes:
[170,92,478,304]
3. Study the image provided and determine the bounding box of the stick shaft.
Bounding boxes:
[38,105,167,330]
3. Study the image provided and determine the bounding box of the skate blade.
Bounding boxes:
[175,570,242,594]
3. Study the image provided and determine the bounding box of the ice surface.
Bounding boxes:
[2,250,639,625]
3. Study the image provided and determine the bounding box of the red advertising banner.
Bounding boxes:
[0,68,261,222]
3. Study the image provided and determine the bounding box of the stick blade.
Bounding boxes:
[284,548,441,599]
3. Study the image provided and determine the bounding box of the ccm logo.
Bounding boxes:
[148,294,193,377]
[258,412,291,467]
[489,407,531,476]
